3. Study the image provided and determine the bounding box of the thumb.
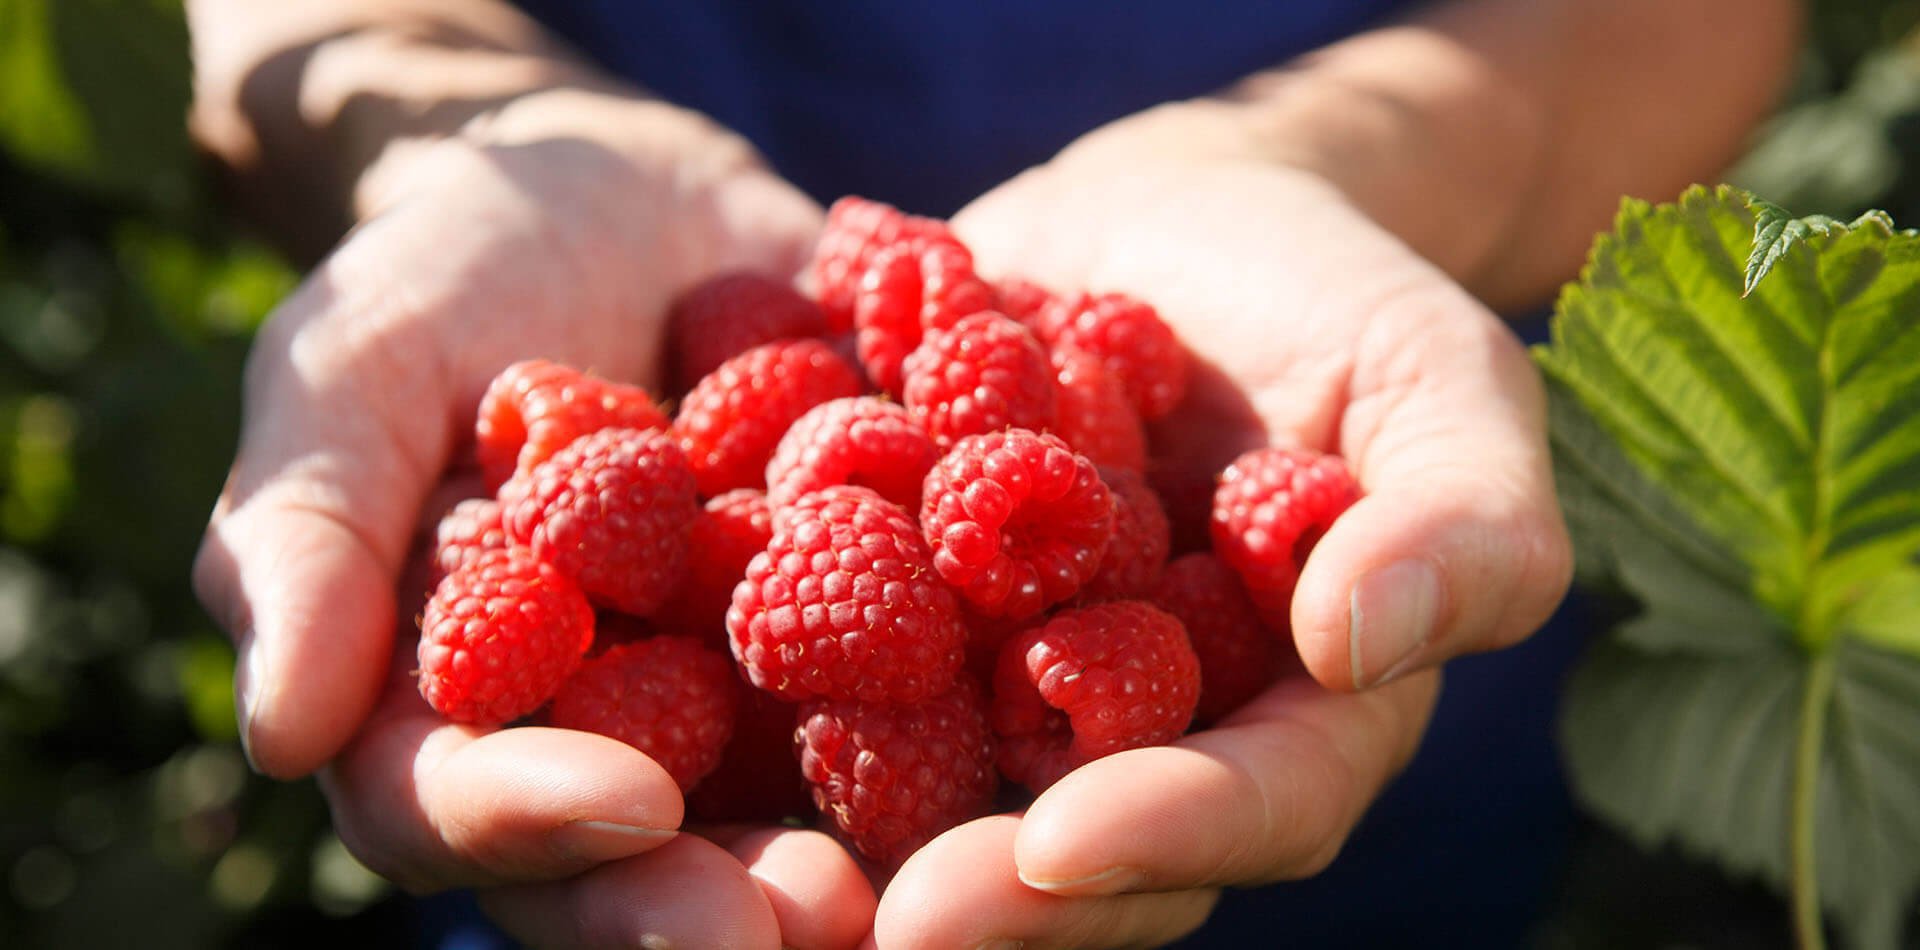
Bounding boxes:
[1291,290,1573,690]
[195,260,455,779]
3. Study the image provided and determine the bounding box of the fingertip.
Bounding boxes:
[725,828,876,950]
[425,727,687,862]
[220,511,397,778]
[1011,747,1231,894]
[1291,473,1571,690]
[327,718,686,890]
[482,835,782,950]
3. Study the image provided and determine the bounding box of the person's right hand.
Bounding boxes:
[192,88,876,949]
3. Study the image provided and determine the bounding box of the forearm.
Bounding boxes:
[186,0,754,261]
[1218,0,1800,309]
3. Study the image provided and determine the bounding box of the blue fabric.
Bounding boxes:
[512,1,1411,215]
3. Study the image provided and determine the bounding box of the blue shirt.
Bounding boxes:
[514,1,1411,215]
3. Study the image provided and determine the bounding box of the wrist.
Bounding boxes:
[1050,47,1545,297]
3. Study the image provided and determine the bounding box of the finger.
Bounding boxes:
[719,827,877,950]
[874,816,1218,950]
[1011,672,1438,896]
[479,834,783,950]
[322,682,686,892]
[194,258,458,779]
[1292,287,1573,688]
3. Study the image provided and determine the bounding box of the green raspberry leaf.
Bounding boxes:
[1537,184,1920,948]
[1743,198,1844,296]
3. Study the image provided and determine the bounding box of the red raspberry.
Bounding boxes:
[666,272,829,393]
[728,485,966,703]
[430,498,509,589]
[501,427,699,617]
[811,196,955,331]
[1048,345,1146,473]
[1078,467,1170,601]
[765,397,938,511]
[549,636,739,791]
[991,601,1200,792]
[674,339,864,496]
[688,688,814,823]
[475,360,669,491]
[853,238,996,394]
[902,312,1056,450]
[1027,292,1187,420]
[1210,447,1361,625]
[417,548,594,725]
[654,490,774,644]
[993,276,1058,323]
[921,429,1115,620]
[1155,553,1287,724]
[796,678,997,866]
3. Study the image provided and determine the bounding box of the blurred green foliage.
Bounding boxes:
[0,1,394,947]
[0,0,1918,947]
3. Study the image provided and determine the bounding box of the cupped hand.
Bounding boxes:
[873,103,1572,948]
[192,90,875,948]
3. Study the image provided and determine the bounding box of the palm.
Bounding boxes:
[863,152,1564,948]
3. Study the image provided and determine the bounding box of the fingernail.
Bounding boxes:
[1349,559,1440,689]
[550,820,677,862]
[234,637,261,771]
[1017,865,1146,896]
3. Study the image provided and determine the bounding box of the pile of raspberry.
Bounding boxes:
[414,197,1362,868]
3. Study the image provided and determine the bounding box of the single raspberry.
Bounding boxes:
[810,196,955,331]
[549,636,739,792]
[1027,292,1187,420]
[729,485,966,703]
[666,272,829,393]
[1048,345,1146,473]
[796,678,996,866]
[993,277,1058,324]
[430,498,509,589]
[991,601,1199,792]
[673,339,865,496]
[501,427,699,617]
[417,548,594,725]
[853,239,995,394]
[1078,467,1170,601]
[652,489,774,644]
[1155,553,1287,724]
[765,397,938,511]
[902,312,1056,450]
[475,360,669,491]
[687,688,814,823]
[1210,447,1361,625]
[920,429,1115,620]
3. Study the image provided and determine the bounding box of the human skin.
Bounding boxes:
[187,0,1799,946]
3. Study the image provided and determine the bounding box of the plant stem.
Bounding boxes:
[1791,650,1837,950]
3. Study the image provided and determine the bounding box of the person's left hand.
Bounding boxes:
[870,102,1571,948]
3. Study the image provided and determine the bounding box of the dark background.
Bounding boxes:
[0,1,1916,947]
